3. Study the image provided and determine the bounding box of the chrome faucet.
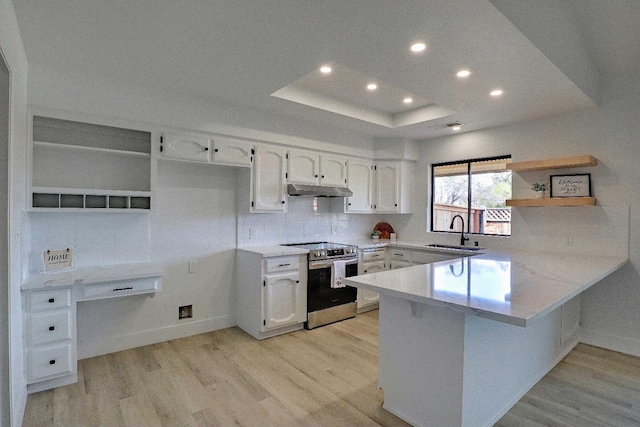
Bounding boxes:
[449,215,469,246]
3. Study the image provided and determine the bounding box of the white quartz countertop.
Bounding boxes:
[343,249,627,327]
[236,246,309,257]
[22,262,165,290]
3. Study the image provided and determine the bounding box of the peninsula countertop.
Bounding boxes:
[343,249,627,327]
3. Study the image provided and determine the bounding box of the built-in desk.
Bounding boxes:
[22,263,164,393]
[344,250,626,427]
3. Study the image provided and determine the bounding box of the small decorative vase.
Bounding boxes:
[536,190,545,198]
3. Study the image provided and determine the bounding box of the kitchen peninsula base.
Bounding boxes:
[378,294,577,427]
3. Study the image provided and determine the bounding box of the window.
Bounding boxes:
[431,156,512,236]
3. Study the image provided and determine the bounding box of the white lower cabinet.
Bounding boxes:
[236,251,307,339]
[24,288,77,390]
[264,271,304,329]
[358,249,386,311]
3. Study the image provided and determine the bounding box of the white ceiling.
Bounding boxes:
[12,0,640,140]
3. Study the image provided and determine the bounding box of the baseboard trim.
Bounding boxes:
[580,331,640,358]
[78,314,236,359]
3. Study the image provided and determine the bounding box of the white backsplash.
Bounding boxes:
[29,212,150,272]
[237,197,379,247]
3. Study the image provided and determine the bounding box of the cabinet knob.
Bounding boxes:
[296,280,300,283]
[315,175,318,178]
[321,175,325,178]
[48,298,55,303]
[281,201,285,204]
[49,360,56,365]
[348,203,352,206]
[204,147,209,151]
[214,149,219,152]
[395,204,398,207]
[48,326,55,331]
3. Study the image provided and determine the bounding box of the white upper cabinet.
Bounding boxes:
[320,154,348,187]
[287,149,347,187]
[211,136,253,167]
[252,145,287,212]
[287,149,320,185]
[374,161,414,214]
[161,132,211,162]
[346,158,374,213]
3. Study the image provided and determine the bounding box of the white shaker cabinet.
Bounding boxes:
[211,136,253,167]
[374,161,414,214]
[357,249,385,311]
[161,132,211,162]
[346,158,374,213]
[236,250,308,340]
[252,145,287,212]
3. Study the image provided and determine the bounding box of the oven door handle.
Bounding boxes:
[309,258,358,270]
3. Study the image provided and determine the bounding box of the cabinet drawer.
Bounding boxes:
[389,249,411,260]
[362,250,385,262]
[28,343,74,383]
[29,311,73,346]
[81,277,160,301]
[411,250,458,265]
[264,257,299,273]
[28,288,72,312]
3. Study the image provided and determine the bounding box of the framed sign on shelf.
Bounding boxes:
[550,173,592,198]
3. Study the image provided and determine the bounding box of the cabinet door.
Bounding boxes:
[390,260,411,269]
[211,137,253,167]
[264,272,304,330]
[375,161,400,213]
[362,260,386,274]
[346,159,374,213]
[320,155,347,187]
[162,133,211,162]
[252,145,287,212]
[288,149,320,185]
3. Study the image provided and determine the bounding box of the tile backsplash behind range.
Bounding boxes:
[237,197,378,247]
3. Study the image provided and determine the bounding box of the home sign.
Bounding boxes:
[43,248,74,272]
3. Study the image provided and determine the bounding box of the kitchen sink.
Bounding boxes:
[424,244,483,252]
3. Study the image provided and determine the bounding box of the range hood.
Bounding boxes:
[287,183,353,197]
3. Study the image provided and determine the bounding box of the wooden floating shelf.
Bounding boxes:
[506,197,597,207]
[507,155,597,172]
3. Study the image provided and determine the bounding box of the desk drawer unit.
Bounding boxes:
[28,288,72,312]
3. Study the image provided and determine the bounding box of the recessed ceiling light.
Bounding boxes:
[320,66,332,74]
[410,42,426,53]
[367,83,378,91]
[456,70,471,78]
[403,97,413,104]
[451,126,461,131]
[490,89,503,97]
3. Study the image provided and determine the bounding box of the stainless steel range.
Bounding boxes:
[282,242,359,329]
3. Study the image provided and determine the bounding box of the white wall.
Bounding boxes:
[0,0,28,425]
[25,69,383,360]
[397,70,640,356]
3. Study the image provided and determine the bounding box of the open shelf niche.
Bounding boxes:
[505,154,597,207]
[30,116,152,212]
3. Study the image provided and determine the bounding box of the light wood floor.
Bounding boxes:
[22,310,640,427]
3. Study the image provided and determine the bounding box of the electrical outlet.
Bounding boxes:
[188,261,197,273]
[178,305,193,320]
[564,236,574,246]
[249,228,256,239]
[331,225,338,235]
